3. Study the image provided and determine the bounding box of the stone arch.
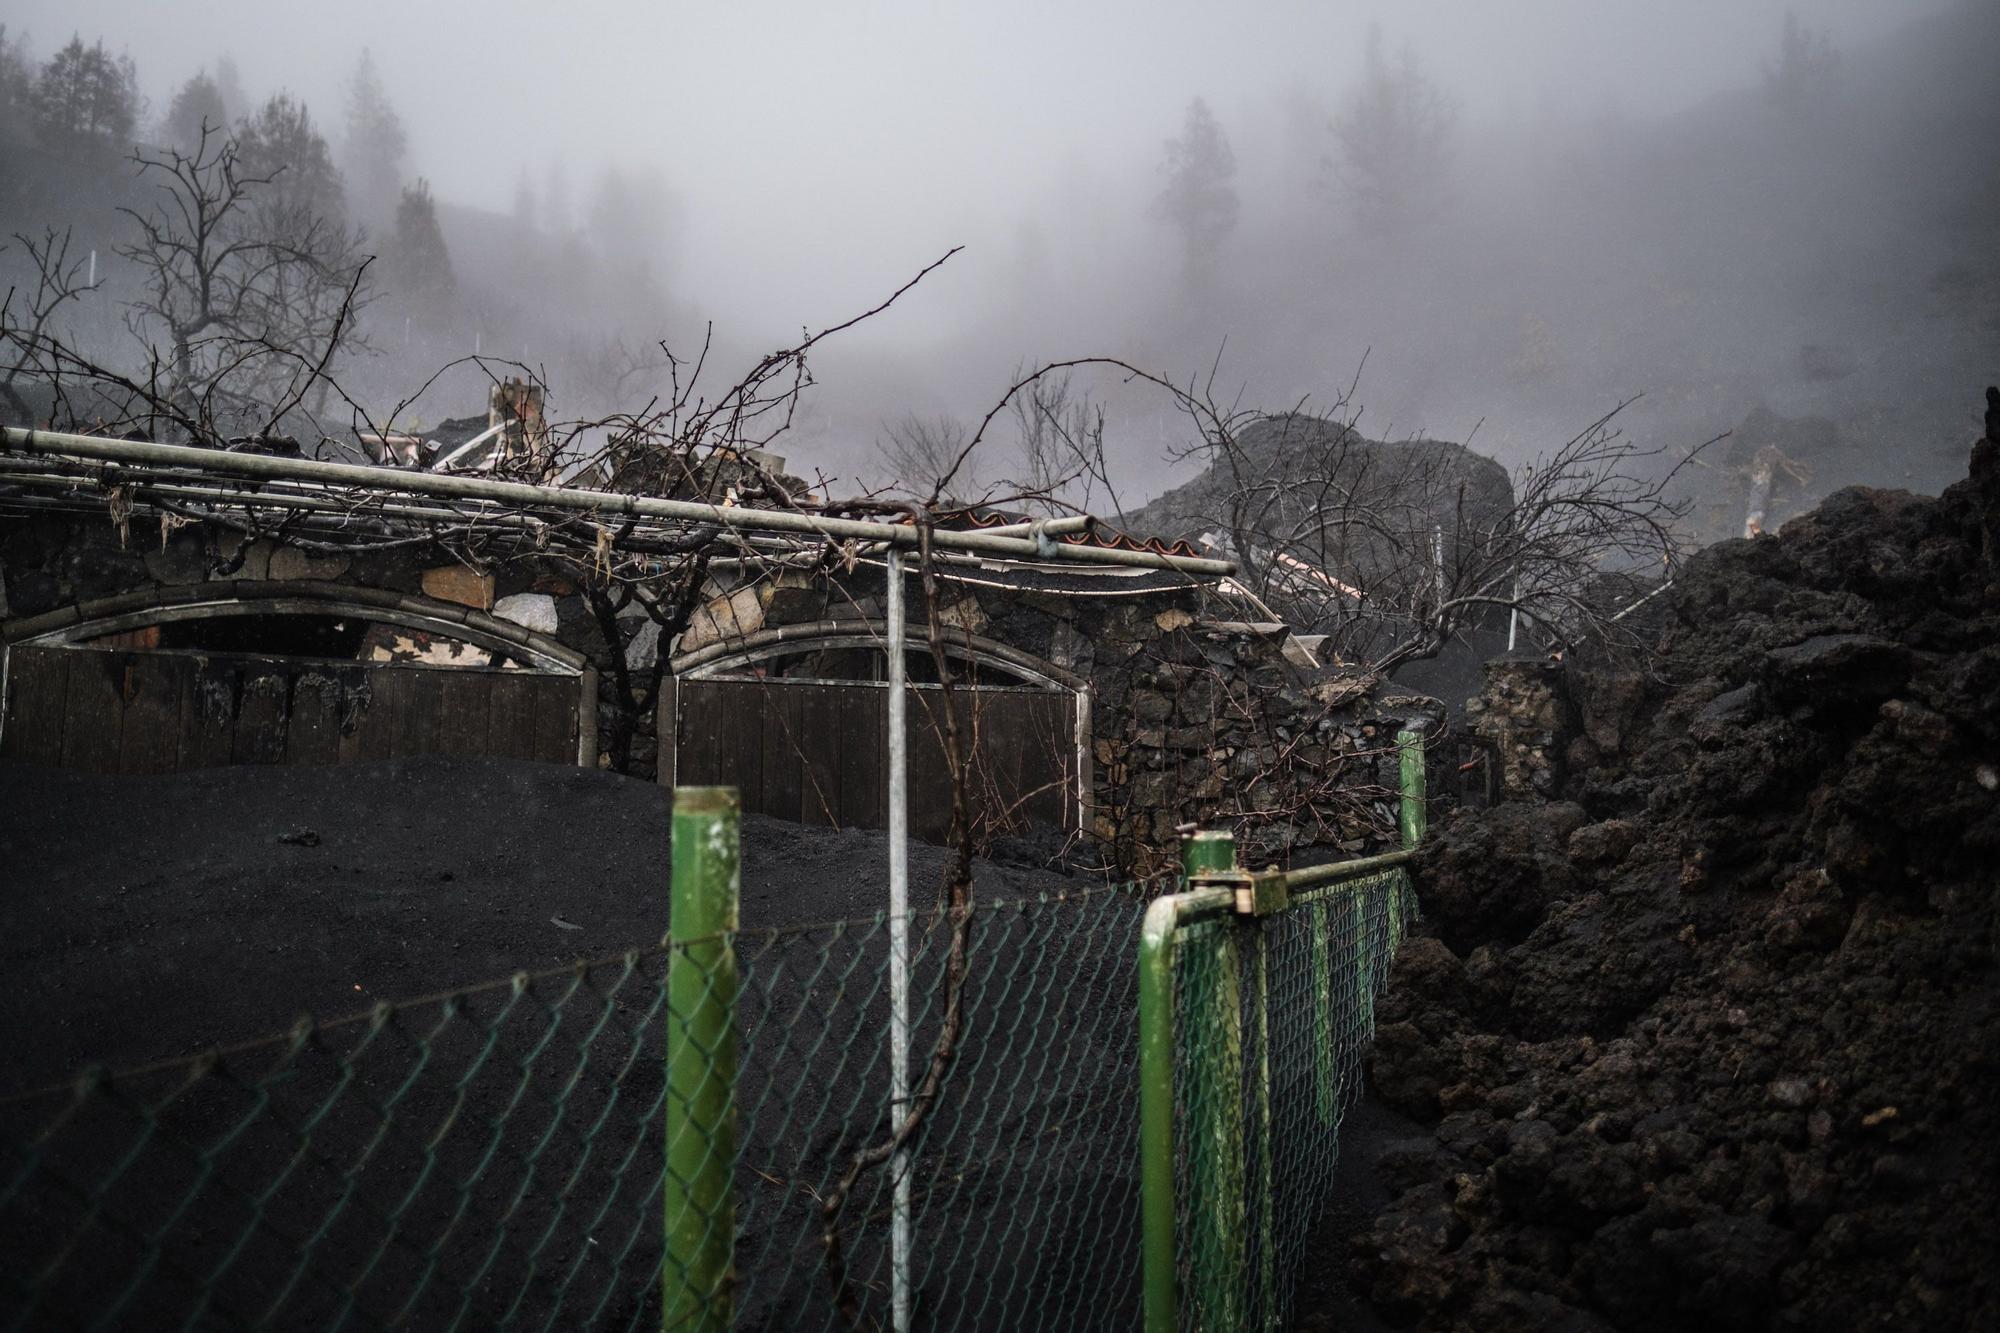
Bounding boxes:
[670,620,1086,692]
[4,580,587,673]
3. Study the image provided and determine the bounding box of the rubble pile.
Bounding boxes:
[1354,412,2000,1329]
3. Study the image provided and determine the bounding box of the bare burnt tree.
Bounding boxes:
[874,412,973,501]
[112,122,371,440]
[1161,385,1713,669]
[0,226,101,422]
[1001,367,1120,517]
[948,354,1710,672]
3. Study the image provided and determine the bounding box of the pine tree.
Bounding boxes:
[212,53,247,123]
[1330,26,1455,238]
[235,93,345,221]
[162,71,227,150]
[389,176,453,306]
[1152,96,1240,289]
[340,50,407,228]
[0,26,33,133]
[30,36,141,154]
[1763,9,1839,117]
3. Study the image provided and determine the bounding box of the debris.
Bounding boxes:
[277,828,321,847]
[550,916,582,931]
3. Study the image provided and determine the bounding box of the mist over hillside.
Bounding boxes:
[0,1,1992,520]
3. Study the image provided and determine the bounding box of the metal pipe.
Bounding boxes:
[1,428,1235,575]
[0,460,794,550]
[885,547,912,1333]
[974,514,1092,540]
[1277,846,1416,891]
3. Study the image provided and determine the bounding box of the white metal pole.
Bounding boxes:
[1508,571,1521,652]
[885,547,912,1333]
[1432,524,1445,611]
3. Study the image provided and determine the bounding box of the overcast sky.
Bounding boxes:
[7,0,1954,334]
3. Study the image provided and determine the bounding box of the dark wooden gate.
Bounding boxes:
[664,676,1081,842]
[0,644,593,774]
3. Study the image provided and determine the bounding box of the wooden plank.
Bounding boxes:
[757,680,803,824]
[989,692,1065,831]
[795,683,842,826]
[1035,694,1078,829]
[392,669,446,757]
[436,670,493,757]
[0,645,72,766]
[116,652,186,775]
[342,668,405,764]
[529,673,577,765]
[484,671,540,761]
[285,667,345,767]
[968,691,1021,835]
[655,676,678,789]
[231,662,291,765]
[907,688,954,843]
[706,680,764,812]
[575,668,600,767]
[59,649,125,774]
[836,685,884,831]
[186,656,242,770]
[671,680,717,787]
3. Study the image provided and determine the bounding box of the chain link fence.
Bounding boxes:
[1162,866,1412,1332]
[0,887,1154,1331]
[3,735,1426,1331]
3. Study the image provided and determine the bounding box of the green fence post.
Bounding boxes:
[1394,730,1426,956]
[1139,897,1183,1333]
[664,786,741,1333]
[1182,828,1238,881]
[1184,830,1246,1333]
[1395,729,1426,851]
[1253,923,1275,1329]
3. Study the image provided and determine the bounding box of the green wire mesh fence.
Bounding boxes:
[2,733,1425,1332]
[1138,729,1425,1332]
[0,891,1153,1330]
[1161,866,1413,1332]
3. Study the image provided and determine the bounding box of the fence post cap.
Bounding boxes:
[673,786,741,815]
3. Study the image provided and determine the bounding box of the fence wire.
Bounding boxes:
[1168,865,1413,1333]
[0,887,1151,1333]
[2,864,1418,1332]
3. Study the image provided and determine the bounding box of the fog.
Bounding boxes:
[2,0,1993,515]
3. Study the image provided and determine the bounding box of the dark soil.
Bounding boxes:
[1340,440,2000,1328]
[0,758,1129,1332]
[0,756,1070,1086]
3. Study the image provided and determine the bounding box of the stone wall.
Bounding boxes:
[681,562,1442,874]
[1464,653,1577,799]
[2,510,1439,873]
[0,509,626,732]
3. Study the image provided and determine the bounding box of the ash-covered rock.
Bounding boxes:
[1348,404,2000,1330]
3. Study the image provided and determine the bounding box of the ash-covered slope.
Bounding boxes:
[1122,413,1514,557]
[1353,407,2000,1329]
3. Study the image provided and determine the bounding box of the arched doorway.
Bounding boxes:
[663,623,1089,842]
[1,583,596,773]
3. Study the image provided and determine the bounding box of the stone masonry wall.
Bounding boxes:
[683,563,1443,875]
[3,510,1441,874]
[1465,653,1577,800]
